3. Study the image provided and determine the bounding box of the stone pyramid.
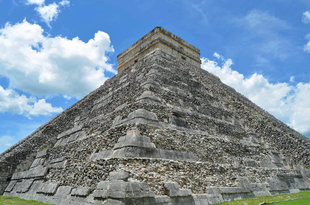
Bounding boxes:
[1,27,310,205]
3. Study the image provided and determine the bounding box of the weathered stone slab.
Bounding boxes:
[12,166,48,180]
[93,189,109,199]
[55,186,72,196]
[113,109,159,126]
[114,129,156,150]
[159,149,197,161]
[109,171,129,181]
[36,149,48,158]
[127,109,159,122]
[90,147,197,162]
[164,182,192,197]
[4,180,17,192]
[27,180,44,194]
[192,194,210,205]
[125,182,155,198]
[219,186,254,201]
[30,158,45,168]
[136,91,161,103]
[102,199,125,205]
[141,79,160,89]
[267,177,289,192]
[37,181,59,195]
[94,180,154,200]
[71,187,92,197]
[16,179,34,193]
[108,180,127,199]
[48,157,67,169]
[219,187,250,194]
[203,194,224,204]
[57,124,83,140]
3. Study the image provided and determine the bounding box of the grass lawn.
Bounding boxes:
[216,191,310,205]
[0,195,49,205]
[1,192,310,205]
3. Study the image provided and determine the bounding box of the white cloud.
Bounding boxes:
[237,10,291,61]
[0,86,62,116]
[201,54,310,137]
[35,3,59,26]
[25,0,70,26]
[241,10,289,33]
[0,20,115,99]
[302,10,310,24]
[26,0,45,6]
[304,34,310,52]
[59,0,70,6]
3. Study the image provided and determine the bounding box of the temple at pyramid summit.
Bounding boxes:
[1,27,310,205]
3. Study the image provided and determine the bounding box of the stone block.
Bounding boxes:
[37,181,59,195]
[219,187,250,194]
[267,178,289,192]
[102,199,125,205]
[127,109,159,122]
[97,181,109,190]
[112,147,160,159]
[205,187,221,195]
[204,194,223,204]
[30,158,45,168]
[4,180,17,192]
[16,179,34,193]
[108,180,127,198]
[71,187,91,197]
[159,149,197,161]
[36,149,48,158]
[109,170,129,181]
[12,166,48,180]
[136,91,161,102]
[94,180,154,200]
[28,180,44,193]
[55,186,72,196]
[114,129,156,150]
[164,182,192,197]
[164,182,180,191]
[125,182,155,198]
[48,157,67,169]
[93,189,108,199]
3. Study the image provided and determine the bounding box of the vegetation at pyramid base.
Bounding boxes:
[216,190,310,205]
[0,195,50,205]
[1,191,310,205]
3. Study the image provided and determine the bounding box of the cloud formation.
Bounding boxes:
[237,10,291,64]
[0,20,115,99]
[201,53,310,137]
[35,3,59,26]
[0,86,62,116]
[26,0,44,6]
[302,10,310,24]
[26,0,70,26]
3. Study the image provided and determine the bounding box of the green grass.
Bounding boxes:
[1,192,310,205]
[0,196,49,205]
[216,191,310,205]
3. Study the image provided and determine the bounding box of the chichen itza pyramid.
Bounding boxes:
[1,27,310,205]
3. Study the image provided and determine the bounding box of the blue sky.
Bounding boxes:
[0,0,310,153]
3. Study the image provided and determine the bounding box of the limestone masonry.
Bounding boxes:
[1,27,310,205]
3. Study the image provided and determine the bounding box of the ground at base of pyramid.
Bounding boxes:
[0,27,310,205]
[2,190,310,204]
